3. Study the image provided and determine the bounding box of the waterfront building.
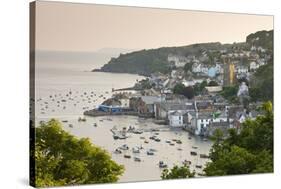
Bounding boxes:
[168,110,185,127]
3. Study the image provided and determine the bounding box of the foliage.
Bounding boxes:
[35,119,124,187]
[161,165,195,179]
[134,78,152,90]
[97,42,229,76]
[204,102,273,176]
[249,62,273,102]
[220,85,239,103]
[246,30,273,50]
[194,80,208,95]
[173,84,194,99]
[173,83,185,95]
[183,62,193,73]
[208,80,219,86]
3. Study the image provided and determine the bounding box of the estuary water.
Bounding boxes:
[35,52,212,182]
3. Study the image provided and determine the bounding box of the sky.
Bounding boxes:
[35,1,273,52]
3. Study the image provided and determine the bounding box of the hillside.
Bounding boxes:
[246,30,273,50]
[93,30,273,76]
[249,61,273,102]
[93,42,233,76]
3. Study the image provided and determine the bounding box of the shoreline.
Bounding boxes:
[84,109,154,118]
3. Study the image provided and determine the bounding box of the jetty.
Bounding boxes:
[83,108,154,118]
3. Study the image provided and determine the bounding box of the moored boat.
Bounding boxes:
[190,151,197,156]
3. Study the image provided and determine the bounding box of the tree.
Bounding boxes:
[182,86,195,99]
[161,165,195,179]
[173,83,185,95]
[208,80,219,86]
[204,145,256,176]
[183,62,193,73]
[204,102,273,176]
[173,84,194,99]
[194,80,208,95]
[220,85,239,103]
[35,119,124,187]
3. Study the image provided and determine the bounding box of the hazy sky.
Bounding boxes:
[35,1,273,52]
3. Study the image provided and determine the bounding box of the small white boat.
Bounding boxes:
[134,157,141,162]
[147,150,155,155]
[159,161,168,168]
[114,149,122,154]
[78,117,87,122]
[119,144,129,150]
[132,147,140,153]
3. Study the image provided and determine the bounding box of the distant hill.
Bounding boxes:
[246,30,273,50]
[93,30,273,76]
[93,42,233,76]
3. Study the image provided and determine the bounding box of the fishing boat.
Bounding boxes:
[133,129,143,134]
[113,135,119,140]
[148,148,157,152]
[200,154,209,159]
[151,128,160,132]
[190,151,197,156]
[176,140,182,144]
[155,138,161,142]
[124,154,131,159]
[182,160,191,166]
[132,147,140,153]
[134,157,141,162]
[158,161,168,168]
[118,135,127,140]
[119,144,129,150]
[114,149,122,154]
[147,150,154,155]
[78,117,86,122]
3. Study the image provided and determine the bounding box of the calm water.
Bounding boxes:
[35,52,212,182]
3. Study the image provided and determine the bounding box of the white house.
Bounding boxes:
[251,45,257,51]
[182,79,195,87]
[167,55,189,68]
[168,110,184,127]
[235,65,248,74]
[195,114,212,135]
[250,61,259,71]
[257,46,266,53]
[120,96,130,108]
[192,63,201,73]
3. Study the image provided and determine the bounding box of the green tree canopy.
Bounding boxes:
[173,84,194,99]
[161,165,195,179]
[183,62,193,73]
[173,83,185,94]
[208,80,219,86]
[204,102,273,176]
[34,119,124,187]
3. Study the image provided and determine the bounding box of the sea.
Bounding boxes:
[34,51,212,182]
